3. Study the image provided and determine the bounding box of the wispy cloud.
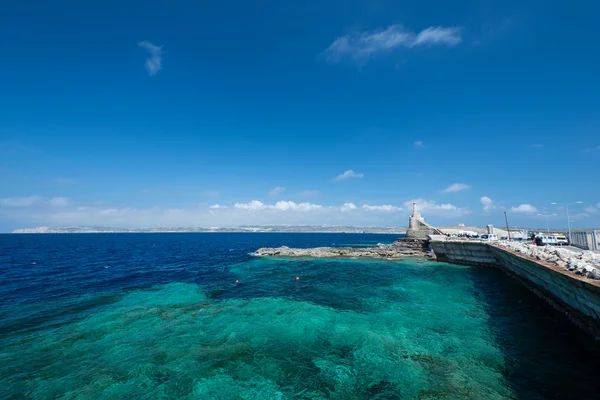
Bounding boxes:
[324,24,462,64]
[0,196,70,208]
[138,41,163,76]
[511,204,538,213]
[582,145,600,153]
[362,204,402,212]
[480,196,495,212]
[441,183,470,194]
[0,196,43,207]
[268,186,286,196]
[413,27,463,46]
[49,197,70,207]
[414,141,423,148]
[209,204,227,209]
[335,170,364,181]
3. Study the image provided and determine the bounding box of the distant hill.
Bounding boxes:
[12,225,407,234]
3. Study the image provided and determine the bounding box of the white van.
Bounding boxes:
[540,235,558,246]
[480,234,498,241]
[553,235,568,246]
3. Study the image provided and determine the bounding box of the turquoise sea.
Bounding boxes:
[1,233,599,399]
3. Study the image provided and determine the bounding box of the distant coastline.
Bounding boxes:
[12,225,407,234]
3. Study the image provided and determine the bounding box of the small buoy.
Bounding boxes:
[296,277,300,281]
[235,280,239,284]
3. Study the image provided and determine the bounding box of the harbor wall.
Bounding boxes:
[429,240,600,339]
[428,240,499,267]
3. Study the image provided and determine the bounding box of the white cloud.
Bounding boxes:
[584,206,598,214]
[480,196,495,212]
[49,197,70,207]
[138,41,163,76]
[403,199,469,218]
[362,204,401,212]
[324,24,462,63]
[1,196,474,230]
[441,183,470,194]
[413,27,463,46]
[511,204,538,213]
[273,201,322,212]
[234,200,268,211]
[340,202,357,212]
[335,170,364,181]
[414,140,423,148]
[233,200,322,212]
[268,186,286,196]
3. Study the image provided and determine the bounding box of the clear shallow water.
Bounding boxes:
[1,233,600,399]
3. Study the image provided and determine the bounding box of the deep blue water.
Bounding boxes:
[1,233,600,399]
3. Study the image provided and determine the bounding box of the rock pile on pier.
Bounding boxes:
[493,241,600,280]
[254,239,432,259]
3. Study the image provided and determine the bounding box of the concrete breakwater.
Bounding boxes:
[430,240,600,339]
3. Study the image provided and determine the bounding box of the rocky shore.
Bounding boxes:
[254,238,432,259]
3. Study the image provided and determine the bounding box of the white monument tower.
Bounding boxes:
[409,202,425,230]
[406,202,437,239]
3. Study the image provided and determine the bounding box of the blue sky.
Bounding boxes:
[1,0,599,231]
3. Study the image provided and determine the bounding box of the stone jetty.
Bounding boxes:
[254,238,432,259]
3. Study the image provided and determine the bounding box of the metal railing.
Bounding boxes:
[571,231,600,251]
